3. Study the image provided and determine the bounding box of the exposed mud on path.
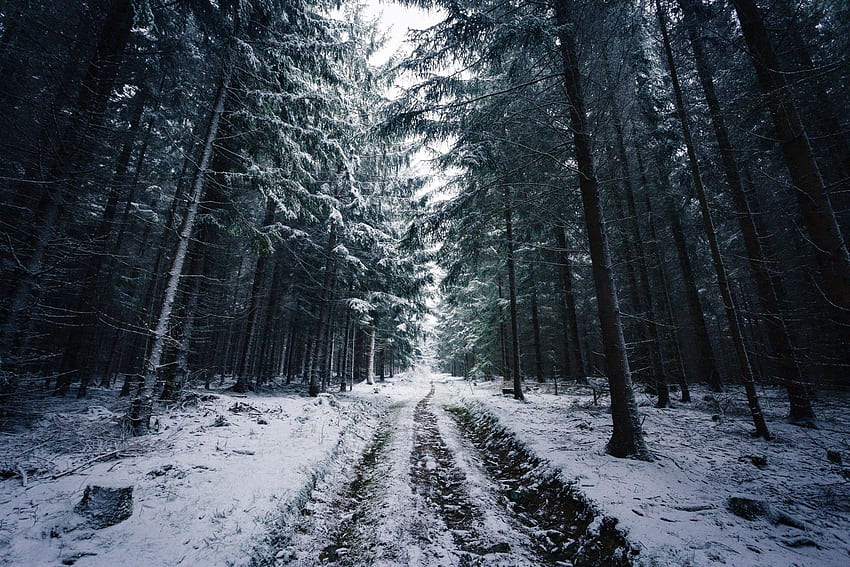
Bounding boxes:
[251,379,635,567]
[410,385,540,565]
[445,403,637,567]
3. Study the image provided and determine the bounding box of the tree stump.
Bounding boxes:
[75,485,134,529]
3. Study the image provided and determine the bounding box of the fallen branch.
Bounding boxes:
[673,504,714,512]
[51,449,124,479]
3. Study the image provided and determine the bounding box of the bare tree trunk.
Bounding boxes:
[365,326,375,386]
[234,198,277,391]
[679,0,815,424]
[59,91,150,397]
[659,164,721,390]
[637,152,691,402]
[497,277,509,382]
[340,314,351,392]
[731,0,850,346]
[284,312,299,384]
[530,279,545,383]
[554,224,587,383]
[349,325,358,389]
[503,185,524,401]
[554,0,649,459]
[128,56,232,434]
[309,226,337,397]
[611,132,669,406]
[657,0,771,439]
[160,253,203,402]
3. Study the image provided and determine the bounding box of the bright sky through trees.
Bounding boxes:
[362,0,442,66]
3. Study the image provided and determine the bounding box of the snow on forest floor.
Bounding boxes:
[438,375,850,567]
[1,369,848,567]
[0,385,380,566]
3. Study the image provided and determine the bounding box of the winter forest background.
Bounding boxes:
[0,0,849,565]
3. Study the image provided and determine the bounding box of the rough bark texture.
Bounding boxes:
[658,0,771,439]
[554,0,649,459]
[129,57,232,434]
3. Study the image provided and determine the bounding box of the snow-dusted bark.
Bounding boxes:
[129,57,232,434]
[365,326,376,386]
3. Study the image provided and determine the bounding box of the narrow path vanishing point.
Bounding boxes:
[265,381,628,567]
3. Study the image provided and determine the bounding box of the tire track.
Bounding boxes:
[253,380,633,567]
[410,385,524,565]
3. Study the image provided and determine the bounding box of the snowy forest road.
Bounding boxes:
[272,379,582,567]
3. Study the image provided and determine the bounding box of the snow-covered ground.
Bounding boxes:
[438,375,850,567]
[0,387,380,566]
[1,369,848,566]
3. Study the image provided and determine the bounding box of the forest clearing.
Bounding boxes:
[1,0,850,565]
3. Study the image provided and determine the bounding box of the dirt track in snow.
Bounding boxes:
[263,382,631,567]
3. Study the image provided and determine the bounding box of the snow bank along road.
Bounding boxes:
[255,375,633,567]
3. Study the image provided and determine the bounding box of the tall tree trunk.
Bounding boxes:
[530,279,545,383]
[678,0,815,424]
[128,56,232,434]
[308,226,338,397]
[637,152,691,402]
[731,0,850,346]
[553,0,648,459]
[365,326,376,386]
[497,277,509,382]
[257,259,284,387]
[612,115,668,407]
[657,0,771,439]
[340,314,351,392]
[0,0,135,360]
[659,164,721,390]
[284,315,299,384]
[503,185,524,401]
[160,251,203,401]
[554,224,586,383]
[234,198,277,391]
[57,90,150,397]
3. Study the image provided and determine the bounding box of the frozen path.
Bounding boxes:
[273,382,545,566]
[267,370,629,567]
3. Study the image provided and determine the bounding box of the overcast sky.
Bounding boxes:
[362,0,443,65]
